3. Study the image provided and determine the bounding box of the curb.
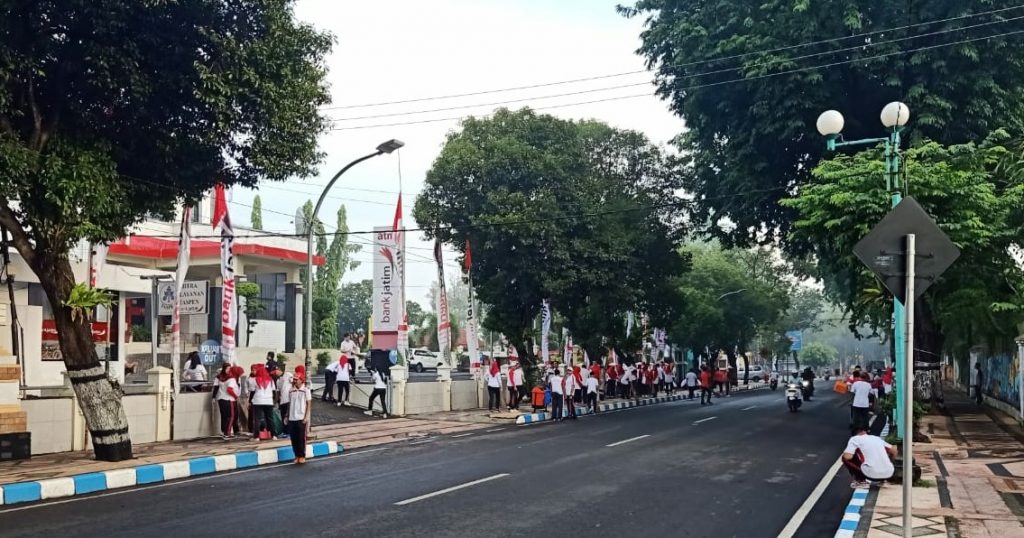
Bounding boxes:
[516,382,766,425]
[833,420,890,537]
[0,440,343,507]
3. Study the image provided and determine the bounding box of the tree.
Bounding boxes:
[337,279,372,340]
[413,108,687,373]
[621,0,1024,243]
[297,201,360,348]
[800,341,838,369]
[782,132,1024,371]
[405,301,426,328]
[251,195,263,230]
[0,1,330,460]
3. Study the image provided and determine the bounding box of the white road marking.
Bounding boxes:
[409,438,434,445]
[776,457,843,538]
[692,416,718,425]
[486,428,506,433]
[451,433,475,438]
[605,434,651,447]
[742,405,757,411]
[394,473,510,506]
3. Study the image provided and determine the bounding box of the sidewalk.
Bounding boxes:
[0,416,487,504]
[850,387,1024,537]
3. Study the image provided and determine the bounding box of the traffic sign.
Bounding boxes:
[853,196,960,304]
[785,330,802,352]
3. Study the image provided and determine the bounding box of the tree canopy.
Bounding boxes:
[337,279,372,340]
[0,1,332,460]
[800,341,839,369]
[621,0,1024,243]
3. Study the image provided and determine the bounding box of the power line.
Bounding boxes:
[328,27,1024,131]
[319,5,1024,111]
[327,13,1024,123]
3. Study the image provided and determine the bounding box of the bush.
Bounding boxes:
[276,353,288,367]
[131,324,151,342]
[316,351,332,374]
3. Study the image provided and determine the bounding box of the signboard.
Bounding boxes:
[853,196,960,304]
[198,339,222,366]
[372,226,402,336]
[157,280,208,316]
[785,330,802,352]
[41,320,110,361]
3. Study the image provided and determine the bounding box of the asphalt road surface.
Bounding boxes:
[2,382,858,538]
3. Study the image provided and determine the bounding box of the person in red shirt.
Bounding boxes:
[645,363,657,397]
[605,360,619,398]
[700,365,713,405]
[713,368,728,396]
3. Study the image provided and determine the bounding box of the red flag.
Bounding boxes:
[392,194,403,232]
[212,184,230,229]
[464,239,472,274]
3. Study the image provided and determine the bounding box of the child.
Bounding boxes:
[286,371,312,464]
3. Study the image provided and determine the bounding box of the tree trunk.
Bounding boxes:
[36,254,133,461]
[741,352,750,385]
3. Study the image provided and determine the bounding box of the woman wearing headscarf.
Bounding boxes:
[286,367,312,464]
[250,364,276,439]
[214,365,242,439]
[335,354,352,407]
[486,359,502,411]
[505,361,522,411]
[563,366,579,419]
[182,351,207,384]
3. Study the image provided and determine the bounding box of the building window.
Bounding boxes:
[251,273,286,321]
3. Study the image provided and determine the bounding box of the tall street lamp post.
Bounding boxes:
[816,102,910,439]
[304,140,405,383]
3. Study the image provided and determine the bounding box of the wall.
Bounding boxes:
[21,398,74,454]
[248,320,286,350]
[451,380,479,411]
[124,394,159,445]
[173,392,217,440]
[981,352,1021,409]
[405,382,444,415]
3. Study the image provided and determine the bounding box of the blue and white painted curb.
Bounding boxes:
[833,420,890,537]
[0,440,342,506]
[516,383,767,425]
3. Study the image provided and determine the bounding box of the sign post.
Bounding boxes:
[902,234,916,538]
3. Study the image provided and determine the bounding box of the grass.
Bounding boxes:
[913,479,936,488]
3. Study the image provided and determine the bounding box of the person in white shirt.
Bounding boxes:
[684,369,698,400]
[339,333,360,374]
[584,374,600,413]
[506,362,524,411]
[850,372,874,430]
[182,352,207,384]
[274,367,293,439]
[214,365,242,439]
[549,368,564,420]
[485,360,502,411]
[286,372,312,464]
[843,426,896,488]
[365,367,389,418]
[563,367,579,419]
[322,355,339,402]
[335,355,352,407]
[249,364,277,439]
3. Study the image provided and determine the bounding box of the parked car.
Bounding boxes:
[736,364,767,382]
[408,348,449,373]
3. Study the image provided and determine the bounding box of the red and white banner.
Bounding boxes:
[393,195,408,359]
[463,240,480,373]
[89,243,109,288]
[372,227,401,348]
[42,320,108,361]
[170,206,192,392]
[211,186,236,364]
[433,240,451,364]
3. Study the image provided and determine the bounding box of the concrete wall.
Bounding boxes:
[124,394,159,445]
[406,381,445,415]
[248,320,286,350]
[173,392,217,440]
[21,398,74,454]
[451,380,479,411]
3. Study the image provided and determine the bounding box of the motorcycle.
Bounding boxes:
[769,378,778,390]
[801,379,814,401]
[786,382,802,412]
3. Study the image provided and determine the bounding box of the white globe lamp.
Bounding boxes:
[880,101,910,128]
[816,110,845,137]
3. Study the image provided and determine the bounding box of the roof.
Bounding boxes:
[109,236,325,266]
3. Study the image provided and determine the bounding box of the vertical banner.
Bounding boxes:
[371,226,401,349]
[433,240,451,364]
[393,195,409,360]
[171,206,192,395]
[464,240,480,374]
[541,299,551,364]
[626,311,635,338]
[89,243,108,288]
[563,333,573,366]
[212,185,236,364]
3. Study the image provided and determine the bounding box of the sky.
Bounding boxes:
[232,0,683,307]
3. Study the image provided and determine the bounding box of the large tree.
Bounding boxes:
[622,0,1024,243]
[413,108,687,371]
[337,279,372,340]
[0,1,331,460]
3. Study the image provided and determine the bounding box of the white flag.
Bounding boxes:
[626,311,635,337]
[541,299,551,363]
[171,206,191,396]
[212,186,236,364]
[464,240,480,374]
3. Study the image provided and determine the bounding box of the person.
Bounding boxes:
[182,351,207,385]
[213,365,241,439]
[549,367,564,420]
[724,366,733,397]
[531,385,547,412]
[124,358,139,375]
[339,333,360,373]
[571,366,584,405]
[507,361,524,410]
[618,363,632,400]
[264,351,280,374]
[850,371,873,430]
[274,366,293,439]
[801,366,816,398]
[244,364,259,433]
[700,365,713,406]
[335,355,352,406]
[366,366,389,418]
[486,360,502,411]
[842,425,896,488]
[322,353,338,402]
[663,361,675,395]
[684,368,698,400]
[584,370,599,414]
[249,364,276,439]
[563,366,579,419]
[713,368,727,397]
[285,370,312,464]
[972,362,984,405]
[882,367,894,397]
[605,361,619,398]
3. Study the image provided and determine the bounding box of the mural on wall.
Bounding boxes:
[983,353,1021,407]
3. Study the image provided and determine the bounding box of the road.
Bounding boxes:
[2,382,857,538]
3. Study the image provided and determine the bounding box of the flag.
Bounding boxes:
[433,239,451,364]
[564,336,573,366]
[211,185,236,364]
[541,299,551,363]
[89,243,109,288]
[626,311,635,337]
[584,350,590,367]
[393,194,408,360]
[610,348,618,366]
[170,206,191,396]
[463,239,473,274]
[464,240,480,374]
[392,194,403,232]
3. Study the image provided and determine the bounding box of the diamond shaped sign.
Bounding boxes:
[853,196,960,304]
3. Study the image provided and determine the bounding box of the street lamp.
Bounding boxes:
[817,102,911,538]
[304,139,404,383]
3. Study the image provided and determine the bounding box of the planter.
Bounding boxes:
[891,456,922,485]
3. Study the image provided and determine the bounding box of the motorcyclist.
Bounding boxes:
[800,367,816,399]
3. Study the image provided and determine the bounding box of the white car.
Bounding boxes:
[736,365,768,382]
[408,348,449,373]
